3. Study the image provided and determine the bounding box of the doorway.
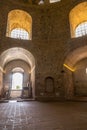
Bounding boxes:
[10,72,23,98]
[12,72,23,90]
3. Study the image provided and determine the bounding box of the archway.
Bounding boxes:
[63,46,87,100]
[0,47,35,99]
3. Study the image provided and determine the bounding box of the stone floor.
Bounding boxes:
[0,101,87,130]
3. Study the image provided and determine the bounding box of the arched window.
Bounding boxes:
[11,28,29,40]
[69,2,87,38]
[75,22,87,38]
[6,9,32,40]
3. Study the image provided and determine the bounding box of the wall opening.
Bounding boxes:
[73,58,87,96]
[12,72,23,90]
[0,47,35,99]
[45,77,54,93]
[63,46,87,100]
[6,9,32,40]
[69,2,87,38]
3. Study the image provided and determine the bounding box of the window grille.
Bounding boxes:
[75,22,87,37]
[11,28,29,40]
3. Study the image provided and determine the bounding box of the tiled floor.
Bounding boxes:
[0,101,87,130]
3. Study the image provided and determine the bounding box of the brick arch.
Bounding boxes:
[64,46,87,69]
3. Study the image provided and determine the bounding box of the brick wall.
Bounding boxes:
[0,0,87,100]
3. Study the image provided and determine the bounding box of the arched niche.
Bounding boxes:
[45,77,54,93]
